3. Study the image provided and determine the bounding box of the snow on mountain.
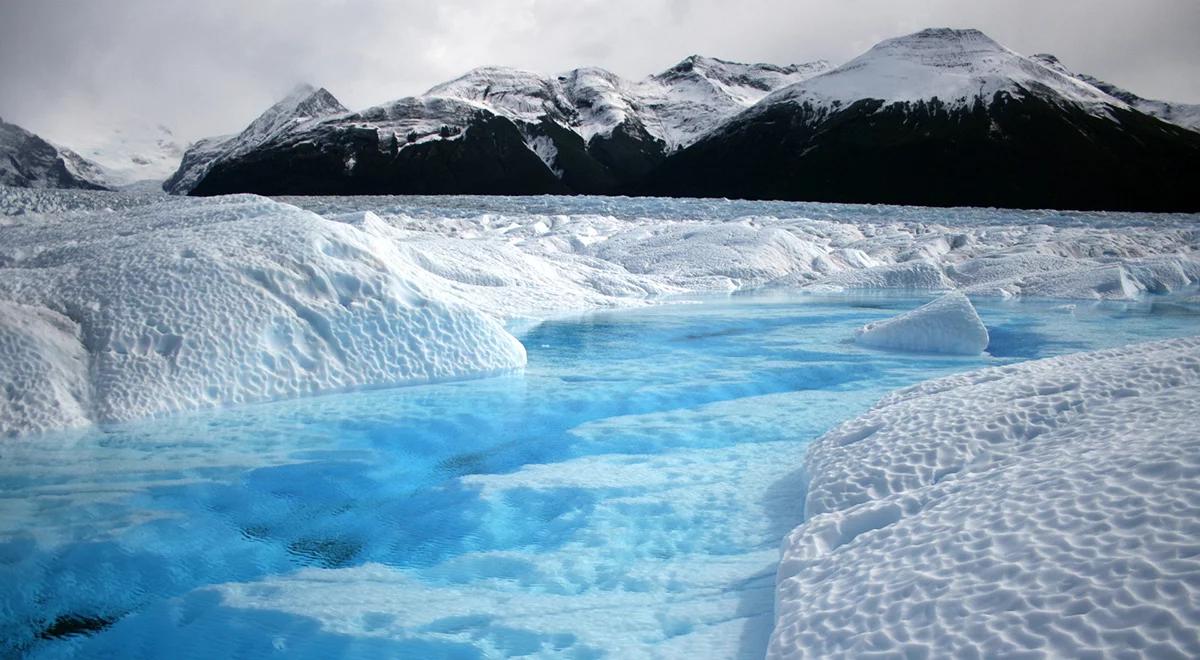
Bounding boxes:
[1031,53,1200,132]
[65,121,188,188]
[0,117,109,190]
[420,56,830,151]
[425,66,578,126]
[164,84,349,194]
[772,336,1200,657]
[646,28,1200,211]
[760,28,1122,114]
[168,56,826,195]
[164,30,1199,206]
[636,55,830,148]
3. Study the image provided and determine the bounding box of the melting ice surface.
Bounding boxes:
[3,292,1199,659]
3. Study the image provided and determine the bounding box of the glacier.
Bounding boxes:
[2,187,1199,436]
[2,188,1200,659]
[0,191,525,436]
[772,336,1200,658]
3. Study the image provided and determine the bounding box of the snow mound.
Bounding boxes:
[771,336,1200,658]
[855,292,989,355]
[0,195,525,435]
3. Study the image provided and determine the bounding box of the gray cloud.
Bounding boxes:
[2,0,1197,147]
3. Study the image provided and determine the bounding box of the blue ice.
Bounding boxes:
[2,293,1198,658]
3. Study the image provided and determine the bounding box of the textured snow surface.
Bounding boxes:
[855,292,989,355]
[771,336,1200,658]
[0,193,525,435]
[0,301,90,435]
[3,188,1198,434]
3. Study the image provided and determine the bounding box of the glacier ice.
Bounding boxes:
[771,336,1200,658]
[2,187,1198,435]
[0,193,525,435]
[855,291,990,355]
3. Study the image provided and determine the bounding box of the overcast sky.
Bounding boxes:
[2,0,1197,146]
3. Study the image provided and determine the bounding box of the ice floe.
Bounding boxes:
[855,292,989,355]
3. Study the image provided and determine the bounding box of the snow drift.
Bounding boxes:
[770,336,1200,658]
[0,194,526,436]
[855,292,989,355]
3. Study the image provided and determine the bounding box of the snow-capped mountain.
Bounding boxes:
[758,28,1120,111]
[163,84,349,194]
[166,30,1200,210]
[636,56,830,148]
[1,117,109,190]
[645,28,1200,211]
[172,56,828,196]
[1030,53,1200,132]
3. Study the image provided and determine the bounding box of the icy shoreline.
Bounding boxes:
[770,336,1200,658]
[2,187,1198,437]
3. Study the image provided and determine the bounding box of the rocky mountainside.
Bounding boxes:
[163,29,1200,211]
[174,57,829,196]
[1030,53,1200,132]
[642,29,1200,211]
[0,117,109,190]
[164,84,349,194]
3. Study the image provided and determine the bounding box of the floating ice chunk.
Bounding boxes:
[854,292,989,355]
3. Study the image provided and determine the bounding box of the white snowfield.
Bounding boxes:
[855,291,989,355]
[770,336,1200,658]
[1,187,1198,435]
[0,192,525,436]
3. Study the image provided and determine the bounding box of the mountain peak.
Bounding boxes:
[760,27,1119,111]
[282,82,318,101]
[866,27,1008,68]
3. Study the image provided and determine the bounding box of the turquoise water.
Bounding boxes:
[2,293,1197,659]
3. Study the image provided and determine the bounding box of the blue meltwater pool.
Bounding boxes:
[2,293,1198,659]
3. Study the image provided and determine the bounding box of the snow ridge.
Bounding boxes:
[1032,53,1200,132]
[759,28,1127,116]
[0,193,525,436]
[771,336,1200,657]
[163,85,349,194]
